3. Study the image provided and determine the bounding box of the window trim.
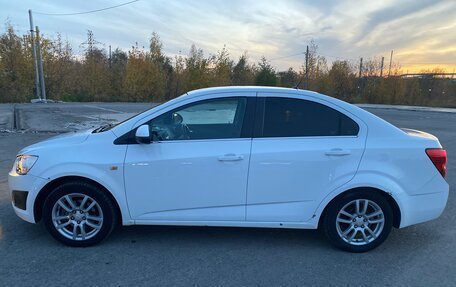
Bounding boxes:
[253,96,360,139]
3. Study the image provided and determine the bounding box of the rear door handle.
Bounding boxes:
[325,148,351,156]
[218,154,244,161]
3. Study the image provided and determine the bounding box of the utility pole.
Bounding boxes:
[28,10,41,100]
[305,45,309,89]
[357,57,363,98]
[109,45,112,68]
[388,50,394,77]
[35,26,46,101]
[359,57,363,78]
[380,56,384,77]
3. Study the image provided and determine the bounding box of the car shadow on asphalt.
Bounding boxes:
[114,224,326,247]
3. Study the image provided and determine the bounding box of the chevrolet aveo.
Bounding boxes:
[9,87,449,252]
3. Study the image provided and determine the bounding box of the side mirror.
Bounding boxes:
[135,125,151,144]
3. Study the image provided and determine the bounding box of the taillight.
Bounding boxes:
[426,148,447,178]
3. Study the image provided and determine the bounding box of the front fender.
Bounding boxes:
[36,163,132,225]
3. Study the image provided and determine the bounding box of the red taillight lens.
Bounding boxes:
[426,148,447,178]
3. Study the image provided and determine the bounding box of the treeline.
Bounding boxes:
[0,24,455,106]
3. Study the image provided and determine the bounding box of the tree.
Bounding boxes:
[123,44,156,101]
[232,53,255,85]
[82,48,110,101]
[327,60,355,101]
[183,44,210,91]
[149,33,174,100]
[255,57,276,86]
[44,33,78,101]
[0,24,33,102]
[109,48,128,101]
[171,52,185,97]
[277,68,298,87]
[148,32,171,101]
[210,46,233,86]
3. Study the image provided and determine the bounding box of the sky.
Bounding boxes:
[1,0,455,73]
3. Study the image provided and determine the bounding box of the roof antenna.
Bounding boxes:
[293,76,304,89]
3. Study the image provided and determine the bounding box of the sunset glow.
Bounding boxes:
[1,0,455,72]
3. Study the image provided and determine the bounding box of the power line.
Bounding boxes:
[320,53,359,61]
[269,51,361,62]
[34,0,139,16]
[399,62,456,65]
[270,52,305,61]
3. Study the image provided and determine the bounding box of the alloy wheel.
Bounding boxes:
[335,199,385,246]
[51,193,104,241]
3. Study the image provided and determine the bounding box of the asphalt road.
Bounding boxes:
[0,103,455,286]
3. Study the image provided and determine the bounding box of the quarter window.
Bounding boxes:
[261,97,359,137]
[148,97,247,141]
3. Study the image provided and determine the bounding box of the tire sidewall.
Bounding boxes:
[323,191,393,253]
[42,182,116,247]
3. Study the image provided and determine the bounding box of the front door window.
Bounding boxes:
[148,97,247,141]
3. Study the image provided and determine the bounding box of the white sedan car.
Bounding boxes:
[9,87,448,252]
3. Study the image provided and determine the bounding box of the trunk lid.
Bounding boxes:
[401,128,438,141]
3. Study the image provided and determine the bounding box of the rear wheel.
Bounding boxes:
[322,191,393,252]
[42,181,117,247]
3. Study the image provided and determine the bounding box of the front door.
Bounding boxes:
[124,96,253,221]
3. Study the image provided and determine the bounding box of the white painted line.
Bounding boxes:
[83,105,125,113]
[81,115,100,120]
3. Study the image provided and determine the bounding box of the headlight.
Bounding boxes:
[14,155,38,175]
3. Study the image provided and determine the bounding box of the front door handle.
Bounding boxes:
[218,154,244,161]
[325,148,351,156]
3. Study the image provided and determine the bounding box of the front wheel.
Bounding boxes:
[42,181,117,247]
[321,191,393,252]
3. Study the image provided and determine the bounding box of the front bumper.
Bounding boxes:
[396,175,449,228]
[8,170,49,223]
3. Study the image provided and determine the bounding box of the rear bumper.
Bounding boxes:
[396,176,449,228]
[8,171,49,224]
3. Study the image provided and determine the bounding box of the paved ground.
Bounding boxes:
[0,103,455,286]
[12,102,156,132]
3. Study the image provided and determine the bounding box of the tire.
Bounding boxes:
[321,190,393,252]
[42,181,117,247]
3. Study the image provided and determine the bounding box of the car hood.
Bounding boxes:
[19,129,92,154]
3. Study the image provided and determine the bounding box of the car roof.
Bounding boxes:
[187,86,304,96]
[186,86,353,113]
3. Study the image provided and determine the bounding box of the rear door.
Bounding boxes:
[246,94,367,222]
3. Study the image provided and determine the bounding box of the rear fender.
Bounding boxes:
[309,172,405,228]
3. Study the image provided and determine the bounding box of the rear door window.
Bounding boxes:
[260,97,359,137]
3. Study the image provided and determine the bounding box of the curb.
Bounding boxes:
[356,104,456,114]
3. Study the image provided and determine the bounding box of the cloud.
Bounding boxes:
[0,0,454,71]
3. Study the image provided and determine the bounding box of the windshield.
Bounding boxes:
[92,103,162,133]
